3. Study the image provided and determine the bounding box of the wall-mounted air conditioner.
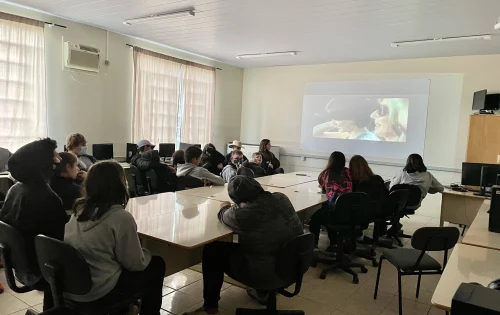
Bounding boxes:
[64,42,100,73]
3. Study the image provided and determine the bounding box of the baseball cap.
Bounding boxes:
[137,140,155,149]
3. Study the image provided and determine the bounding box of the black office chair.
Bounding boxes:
[311,192,371,283]
[176,175,204,190]
[373,189,409,248]
[126,143,138,163]
[390,184,422,239]
[374,227,459,315]
[0,221,36,294]
[34,235,139,315]
[235,233,315,315]
[26,306,76,315]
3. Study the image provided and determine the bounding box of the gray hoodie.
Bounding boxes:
[218,176,304,288]
[390,170,444,203]
[64,205,151,302]
[176,162,225,186]
[221,164,237,183]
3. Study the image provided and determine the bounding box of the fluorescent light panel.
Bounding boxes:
[124,9,195,26]
[391,34,491,47]
[236,51,298,59]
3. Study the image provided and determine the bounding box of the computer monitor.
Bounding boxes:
[92,143,114,160]
[125,143,137,163]
[472,89,487,110]
[179,142,201,151]
[462,162,500,195]
[158,143,175,158]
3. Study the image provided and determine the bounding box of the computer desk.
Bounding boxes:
[440,189,489,227]
[462,200,500,251]
[128,181,327,276]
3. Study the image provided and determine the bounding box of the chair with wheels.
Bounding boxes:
[373,226,459,315]
[235,233,315,315]
[390,184,422,239]
[0,221,37,294]
[311,192,372,283]
[372,189,409,248]
[26,306,76,315]
[34,235,140,315]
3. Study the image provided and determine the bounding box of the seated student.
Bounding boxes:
[223,140,248,166]
[0,138,68,311]
[0,147,11,172]
[201,143,225,175]
[183,176,304,315]
[258,139,284,174]
[349,155,388,217]
[390,153,444,206]
[66,133,96,172]
[242,152,272,178]
[237,167,255,178]
[172,150,185,168]
[130,140,177,192]
[221,150,245,183]
[308,151,352,246]
[65,161,165,314]
[177,146,225,186]
[51,152,83,210]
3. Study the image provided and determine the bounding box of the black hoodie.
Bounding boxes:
[0,139,68,285]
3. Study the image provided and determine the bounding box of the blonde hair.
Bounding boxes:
[66,133,87,151]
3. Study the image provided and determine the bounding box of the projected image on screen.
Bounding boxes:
[312,97,409,142]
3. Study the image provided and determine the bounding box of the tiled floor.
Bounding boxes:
[0,194,452,315]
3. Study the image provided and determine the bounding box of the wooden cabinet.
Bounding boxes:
[466,114,500,163]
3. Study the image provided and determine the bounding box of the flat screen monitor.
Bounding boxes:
[92,143,114,160]
[472,89,487,110]
[159,143,175,158]
[179,142,201,151]
[462,162,500,187]
[125,143,137,163]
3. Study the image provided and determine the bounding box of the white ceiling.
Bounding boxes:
[8,0,500,67]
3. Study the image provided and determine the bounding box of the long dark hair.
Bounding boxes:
[73,160,129,221]
[54,152,77,176]
[259,139,270,153]
[404,153,427,173]
[349,155,374,183]
[319,151,346,184]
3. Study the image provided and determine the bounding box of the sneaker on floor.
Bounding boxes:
[183,307,219,315]
[246,287,268,305]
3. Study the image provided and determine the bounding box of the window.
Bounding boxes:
[132,47,216,147]
[0,12,47,151]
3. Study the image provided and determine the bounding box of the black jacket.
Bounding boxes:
[223,152,248,167]
[201,147,225,175]
[242,161,271,178]
[0,139,68,285]
[50,176,82,210]
[260,151,280,170]
[130,150,163,172]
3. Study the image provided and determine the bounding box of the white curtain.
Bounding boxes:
[180,65,215,146]
[133,47,181,144]
[132,47,216,146]
[0,13,46,152]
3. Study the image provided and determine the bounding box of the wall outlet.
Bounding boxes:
[301,156,306,161]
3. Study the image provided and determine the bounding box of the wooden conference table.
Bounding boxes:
[432,199,500,311]
[126,172,326,276]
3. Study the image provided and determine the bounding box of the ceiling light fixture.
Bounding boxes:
[124,9,195,26]
[236,51,298,59]
[391,34,491,47]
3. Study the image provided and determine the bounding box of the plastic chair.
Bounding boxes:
[0,221,36,294]
[34,235,139,315]
[390,184,422,239]
[311,192,372,283]
[373,227,459,315]
[235,233,315,315]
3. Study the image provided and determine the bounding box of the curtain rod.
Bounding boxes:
[44,22,66,28]
[126,44,222,70]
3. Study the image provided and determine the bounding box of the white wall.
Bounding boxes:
[0,2,244,157]
[240,55,500,183]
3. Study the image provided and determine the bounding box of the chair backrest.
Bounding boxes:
[0,221,33,276]
[329,192,371,226]
[35,235,92,295]
[125,143,138,163]
[92,143,114,160]
[177,175,204,190]
[379,189,409,219]
[275,233,315,285]
[411,227,460,251]
[390,184,422,210]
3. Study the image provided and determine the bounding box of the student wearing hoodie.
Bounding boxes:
[221,150,244,183]
[183,176,304,315]
[242,152,272,178]
[389,153,444,206]
[0,138,67,311]
[51,152,82,210]
[177,146,225,186]
[64,160,165,314]
[201,143,225,175]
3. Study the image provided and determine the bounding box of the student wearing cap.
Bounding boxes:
[130,140,176,192]
[223,140,248,166]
